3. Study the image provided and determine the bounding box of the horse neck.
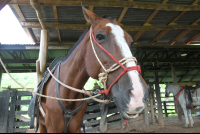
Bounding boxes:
[60,41,90,92]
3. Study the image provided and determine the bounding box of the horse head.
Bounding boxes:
[165,82,171,97]
[82,5,149,120]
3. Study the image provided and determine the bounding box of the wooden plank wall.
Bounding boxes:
[0,89,32,133]
[82,95,151,133]
[1,87,199,133]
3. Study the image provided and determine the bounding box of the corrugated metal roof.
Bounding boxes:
[122,8,154,26]
[60,30,85,42]
[57,6,87,24]
[176,11,200,25]
[158,29,183,42]
[2,1,200,82]
[137,30,161,43]
[178,30,200,42]
[150,11,181,25]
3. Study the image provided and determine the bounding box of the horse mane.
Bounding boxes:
[102,15,115,22]
[63,26,91,61]
[63,15,114,61]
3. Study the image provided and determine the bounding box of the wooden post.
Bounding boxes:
[171,63,182,121]
[140,62,149,126]
[0,90,10,133]
[0,0,11,11]
[149,83,156,124]
[8,90,17,133]
[34,29,48,92]
[153,71,165,127]
[0,67,2,89]
[163,101,168,117]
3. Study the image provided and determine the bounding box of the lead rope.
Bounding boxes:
[0,58,109,103]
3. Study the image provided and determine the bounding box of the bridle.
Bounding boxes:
[89,27,141,95]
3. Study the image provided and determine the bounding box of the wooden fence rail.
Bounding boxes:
[0,89,32,133]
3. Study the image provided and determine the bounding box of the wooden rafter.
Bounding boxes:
[30,0,47,29]
[53,6,61,43]
[21,22,200,31]
[190,70,200,81]
[9,0,200,11]
[133,0,168,42]
[117,0,133,24]
[117,7,128,24]
[169,17,200,45]
[160,72,168,82]
[12,5,36,43]
[150,0,199,45]
[178,71,190,82]
[186,31,200,45]
[0,0,11,11]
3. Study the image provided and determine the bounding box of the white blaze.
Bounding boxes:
[106,23,144,114]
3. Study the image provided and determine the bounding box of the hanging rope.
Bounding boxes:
[0,58,109,103]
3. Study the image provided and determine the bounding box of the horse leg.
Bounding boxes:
[180,104,189,128]
[187,109,194,128]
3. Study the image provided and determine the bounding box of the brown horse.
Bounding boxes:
[38,5,149,133]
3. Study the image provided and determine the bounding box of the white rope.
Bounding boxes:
[90,27,107,72]
[47,67,91,95]
[0,58,105,102]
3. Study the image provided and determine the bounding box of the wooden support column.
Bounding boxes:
[149,83,156,124]
[0,0,11,11]
[31,0,48,92]
[170,63,182,121]
[153,71,165,127]
[140,62,149,126]
[0,67,2,89]
[36,29,48,87]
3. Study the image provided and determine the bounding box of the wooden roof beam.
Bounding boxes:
[133,0,168,42]
[9,0,200,11]
[30,0,46,29]
[0,0,11,11]
[21,22,200,31]
[169,17,200,45]
[190,70,200,81]
[150,0,199,45]
[53,6,61,43]
[186,31,200,45]
[12,5,36,43]
[117,0,133,24]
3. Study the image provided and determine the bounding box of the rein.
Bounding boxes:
[89,27,141,95]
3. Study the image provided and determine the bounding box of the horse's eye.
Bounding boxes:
[96,34,105,41]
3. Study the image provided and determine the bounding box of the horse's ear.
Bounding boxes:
[81,3,100,26]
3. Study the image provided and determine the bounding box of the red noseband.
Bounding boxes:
[90,28,141,95]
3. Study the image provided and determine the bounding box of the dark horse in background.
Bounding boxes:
[38,4,149,133]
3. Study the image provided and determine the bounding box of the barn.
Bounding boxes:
[0,0,200,133]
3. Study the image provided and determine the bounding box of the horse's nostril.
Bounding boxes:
[135,106,144,112]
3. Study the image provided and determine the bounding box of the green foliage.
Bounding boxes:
[0,73,36,92]
[84,77,103,90]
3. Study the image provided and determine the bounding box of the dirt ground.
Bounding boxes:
[106,116,200,133]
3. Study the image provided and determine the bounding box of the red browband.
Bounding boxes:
[90,28,141,95]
